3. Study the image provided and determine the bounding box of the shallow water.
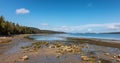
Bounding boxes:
[68,33,120,40]
[29,34,66,41]
[29,33,120,41]
[4,42,31,54]
[29,34,120,55]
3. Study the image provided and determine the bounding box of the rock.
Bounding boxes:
[98,60,102,63]
[118,54,120,58]
[56,53,61,58]
[67,49,72,52]
[113,56,117,58]
[81,56,91,61]
[116,54,120,62]
[49,45,56,48]
[60,46,64,48]
[116,58,120,62]
[21,55,29,61]
[53,42,63,48]
[104,53,110,56]
[56,44,81,55]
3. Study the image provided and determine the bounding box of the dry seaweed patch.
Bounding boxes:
[21,41,49,52]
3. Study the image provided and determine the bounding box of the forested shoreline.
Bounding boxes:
[0,16,64,35]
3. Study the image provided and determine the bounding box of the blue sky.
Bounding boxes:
[0,0,120,33]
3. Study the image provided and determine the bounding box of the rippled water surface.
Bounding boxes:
[29,33,120,40]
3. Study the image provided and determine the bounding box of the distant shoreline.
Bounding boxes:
[1,34,120,48]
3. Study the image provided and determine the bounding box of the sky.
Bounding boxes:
[0,0,120,33]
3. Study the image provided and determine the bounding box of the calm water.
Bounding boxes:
[29,34,66,40]
[29,33,120,40]
[66,33,120,40]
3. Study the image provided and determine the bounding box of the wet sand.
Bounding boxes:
[0,34,120,63]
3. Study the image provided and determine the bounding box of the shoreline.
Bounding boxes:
[67,37,120,48]
[0,34,120,63]
[1,34,120,48]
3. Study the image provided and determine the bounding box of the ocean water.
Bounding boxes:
[66,33,120,40]
[29,33,120,40]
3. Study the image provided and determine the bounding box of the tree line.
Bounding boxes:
[0,16,64,35]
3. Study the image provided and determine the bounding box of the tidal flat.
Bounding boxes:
[0,34,120,63]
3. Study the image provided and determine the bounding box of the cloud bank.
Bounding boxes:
[16,8,30,14]
[40,23,48,26]
[42,23,120,33]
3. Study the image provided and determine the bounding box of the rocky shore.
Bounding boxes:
[0,34,120,63]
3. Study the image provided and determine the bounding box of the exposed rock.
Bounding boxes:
[113,56,117,58]
[56,45,81,54]
[56,53,62,58]
[53,42,63,47]
[99,58,112,63]
[98,60,102,63]
[116,58,120,62]
[81,56,93,61]
[104,53,110,56]
[21,55,29,61]
[49,45,56,48]
[118,54,120,58]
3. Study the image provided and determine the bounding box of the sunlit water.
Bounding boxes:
[29,34,66,40]
[29,33,120,41]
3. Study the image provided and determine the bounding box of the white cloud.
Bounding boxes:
[38,22,120,33]
[40,23,48,26]
[51,23,120,33]
[107,24,120,30]
[87,29,92,32]
[16,8,30,14]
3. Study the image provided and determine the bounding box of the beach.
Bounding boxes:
[0,34,120,63]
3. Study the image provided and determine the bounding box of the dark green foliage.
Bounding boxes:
[0,16,64,35]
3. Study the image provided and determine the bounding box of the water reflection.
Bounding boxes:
[29,34,66,40]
